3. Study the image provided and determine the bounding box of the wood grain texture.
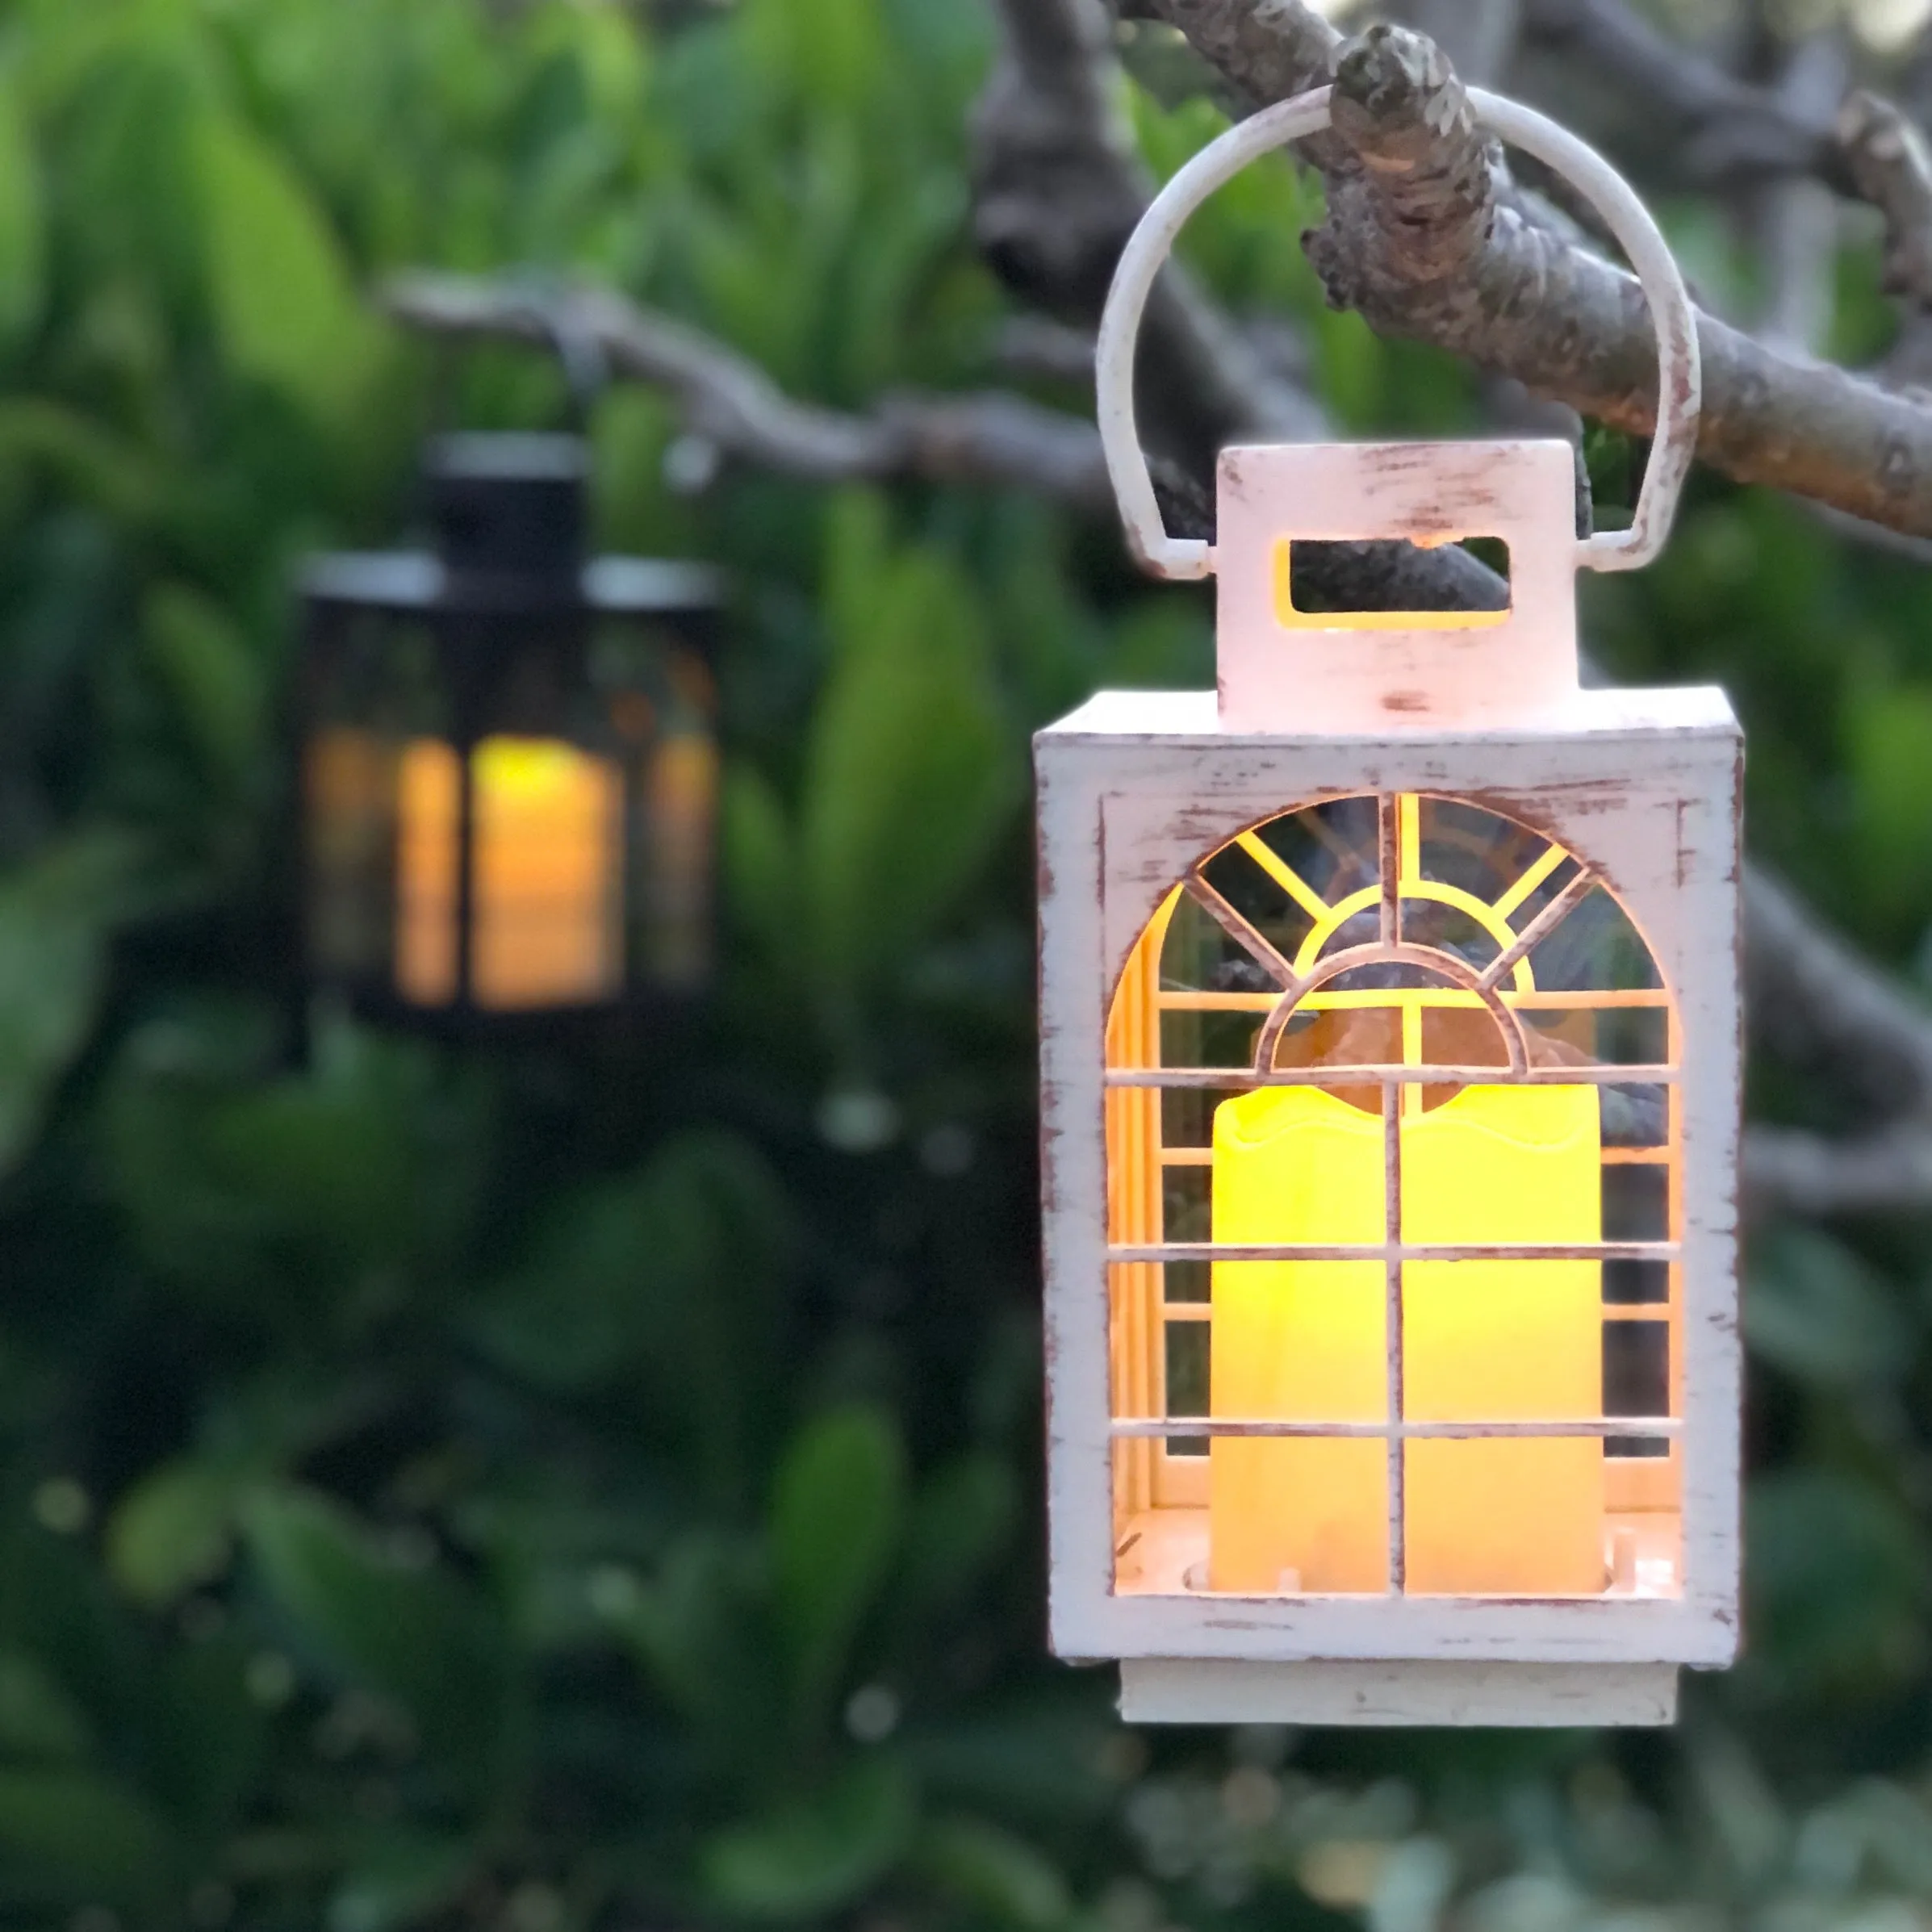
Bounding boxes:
[1119,1658,1680,1724]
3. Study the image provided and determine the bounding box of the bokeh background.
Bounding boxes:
[3,0,1932,1926]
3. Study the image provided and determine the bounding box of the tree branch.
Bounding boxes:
[969,0,1326,478]
[1839,90,1932,314]
[381,274,1113,507]
[1152,9,1932,540]
[1518,0,1844,189]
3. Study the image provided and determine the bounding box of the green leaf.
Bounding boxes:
[600,1531,784,1758]
[897,1454,1016,1614]
[0,400,169,529]
[1746,1470,1930,1700]
[243,1487,519,1797]
[143,583,266,794]
[0,72,46,347]
[0,1769,175,1911]
[801,493,1019,1012]
[740,0,886,112]
[1746,1227,1913,1390]
[190,108,384,420]
[1844,680,1932,935]
[105,1458,239,1608]
[326,1833,476,1932]
[0,834,132,1178]
[721,760,799,962]
[0,1650,90,1762]
[915,1816,1071,1930]
[700,1756,914,1917]
[470,1131,793,1503]
[770,1405,905,1734]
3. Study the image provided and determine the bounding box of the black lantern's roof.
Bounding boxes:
[300,550,723,617]
[300,431,724,617]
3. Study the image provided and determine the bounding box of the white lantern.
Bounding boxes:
[1035,87,1741,1726]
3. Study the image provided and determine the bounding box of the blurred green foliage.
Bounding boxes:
[2,0,1932,1928]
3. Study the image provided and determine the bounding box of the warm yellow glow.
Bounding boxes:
[1271,540,1511,632]
[1209,1081,1603,1595]
[397,738,460,1006]
[395,735,623,1010]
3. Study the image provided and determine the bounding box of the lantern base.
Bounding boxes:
[1118,1658,1678,1727]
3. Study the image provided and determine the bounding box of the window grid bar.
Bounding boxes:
[1156,1302,1671,1322]
[1109,1064,1680,1088]
[1154,988,1672,1011]
[1476,867,1598,992]
[1379,792,1401,948]
[1157,1144,1669,1166]
[1383,1070,1406,1594]
[1112,1418,1682,1439]
[1114,1241,1679,1263]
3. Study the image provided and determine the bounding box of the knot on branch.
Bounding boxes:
[1304,24,1497,310]
[1837,90,1932,312]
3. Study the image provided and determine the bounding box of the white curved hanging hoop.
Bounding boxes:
[1095,84,1702,581]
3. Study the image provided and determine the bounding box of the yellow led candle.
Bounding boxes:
[394,735,623,1010]
[1209,1077,1603,1595]
[470,735,622,1010]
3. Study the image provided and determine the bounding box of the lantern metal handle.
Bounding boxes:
[1094,85,1702,582]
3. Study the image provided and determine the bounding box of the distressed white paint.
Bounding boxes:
[1215,441,1583,731]
[1119,1659,1681,1726]
[1035,684,1743,1699]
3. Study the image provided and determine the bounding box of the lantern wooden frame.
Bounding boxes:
[1036,86,1742,1726]
[1037,692,1741,1725]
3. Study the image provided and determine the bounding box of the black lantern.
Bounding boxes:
[297,432,722,1033]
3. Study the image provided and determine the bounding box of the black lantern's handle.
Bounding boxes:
[1094,85,1701,582]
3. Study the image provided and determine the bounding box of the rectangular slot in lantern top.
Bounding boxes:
[1049,76,1734,1727]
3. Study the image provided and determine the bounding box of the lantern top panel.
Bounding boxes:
[300,550,725,619]
[1037,684,1739,749]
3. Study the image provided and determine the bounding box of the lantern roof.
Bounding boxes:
[299,550,723,617]
[300,429,724,617]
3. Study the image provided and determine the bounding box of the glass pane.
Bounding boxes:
[1418,795,1554,899]
[1160,1164,1210,1241]
[1160,1006,1262,1069]
[1160,1085,1245,1148]
[1604,1257,1670,1304]
[1404,1438,1606,1594]
[1164,1322,1208,1458]
[1601,1081,1671,1148]
[1249,794,1380,905]
[1160,890,1278,993]
[1164,1257,1210,1303]
[1521,1005,1669,1067]
[1526,886,1664,991]
[304,613,446,994]
[1400,898,1502,974]
[1604,1319,1670,1459]
[1604,1164,1671,1240]
[1196,843,1318,966]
